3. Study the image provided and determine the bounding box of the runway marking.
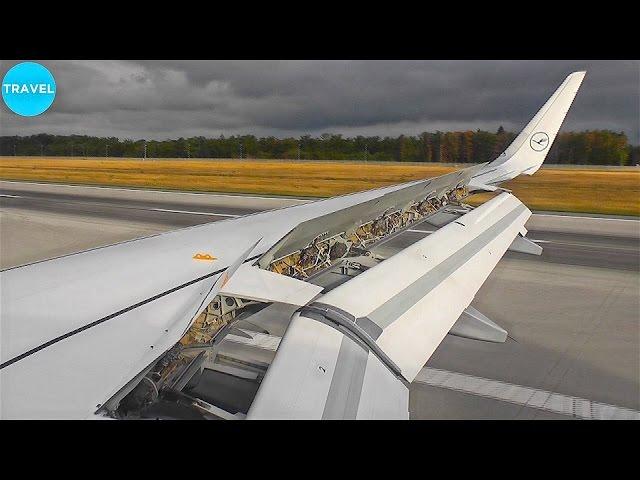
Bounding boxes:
[150,207,239,217]
[2,195,633,248]
[0,180,309,202]
[3,192,634,260]
[2,195,632,250]
[223,330,640,420]
[533,240,639,251]
[0,192,242,218]
[535,213,640,223]
[413,368,640,420]
[2,182,637,222]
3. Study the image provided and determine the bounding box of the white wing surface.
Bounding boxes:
[248,193,531,419]
[471,71,586,187]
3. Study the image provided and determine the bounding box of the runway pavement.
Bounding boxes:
[1,181,638,419]
[1,180,637,272]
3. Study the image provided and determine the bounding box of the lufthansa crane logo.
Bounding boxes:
[530,132,549,152]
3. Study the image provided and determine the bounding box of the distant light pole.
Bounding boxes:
[13,144,16,156]
[40,144,44,156]
[143,142,147,160]
[82,145,86,157]
[239,142,243,160]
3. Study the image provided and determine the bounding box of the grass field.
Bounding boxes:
[1,157,638,215]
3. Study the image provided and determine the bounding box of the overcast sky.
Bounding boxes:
[1,60,638,143]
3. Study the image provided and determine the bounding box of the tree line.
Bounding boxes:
[1,129,637,165]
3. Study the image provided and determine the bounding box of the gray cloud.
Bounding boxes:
[1,60,638,143]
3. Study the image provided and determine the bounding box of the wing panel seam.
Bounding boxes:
[0,254,262,370]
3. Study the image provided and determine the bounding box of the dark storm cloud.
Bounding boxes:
[1,60,638,142]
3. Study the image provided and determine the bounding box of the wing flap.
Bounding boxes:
[315,192,530,381]
[248,193,530,418]
[247,313,409,420]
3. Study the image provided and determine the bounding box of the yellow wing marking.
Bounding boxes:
[193,253,217,261]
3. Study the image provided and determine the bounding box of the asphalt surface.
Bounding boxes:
[1,181,638,419]
[1,181,637,272]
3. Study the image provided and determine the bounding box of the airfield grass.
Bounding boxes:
[1,157,638,216]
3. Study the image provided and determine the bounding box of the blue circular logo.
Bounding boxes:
[2,62,56,116]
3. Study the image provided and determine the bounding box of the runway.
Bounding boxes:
[1,181,638,419]
[1,181,637,272]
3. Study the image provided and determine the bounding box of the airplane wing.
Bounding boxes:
[0,72,585,419]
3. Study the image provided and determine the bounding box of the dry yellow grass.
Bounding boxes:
[1,157,638,215]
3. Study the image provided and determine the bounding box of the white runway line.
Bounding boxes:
[0,180,308,202]
[414,367,640,420]
[150,208,239,217]
[535,213,640,223]
[532,239,638,251]
[2,181,637,222]
[0,192,241,218]
[224,331,640,420]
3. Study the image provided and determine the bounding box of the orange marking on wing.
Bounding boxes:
[193,253,217,261]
